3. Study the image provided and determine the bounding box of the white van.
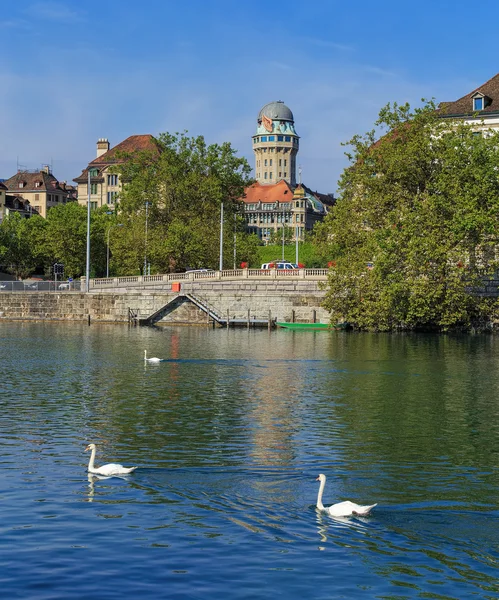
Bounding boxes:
[261,261,299,270]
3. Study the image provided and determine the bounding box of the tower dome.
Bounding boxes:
[257,101,294,122]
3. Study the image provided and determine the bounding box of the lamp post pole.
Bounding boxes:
[233,213,236,270]
[85,169,91,292]
[143,200,149,276]
[281,207,285,261]
[219,202,224,271]
[106,223,123,278]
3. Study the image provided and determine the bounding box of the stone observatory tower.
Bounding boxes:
[252,100,299,186]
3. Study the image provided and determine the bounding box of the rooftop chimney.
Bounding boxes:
[96,138,110,158]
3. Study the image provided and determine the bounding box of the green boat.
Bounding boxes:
[276,322,350,330]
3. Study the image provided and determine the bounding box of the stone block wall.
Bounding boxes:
[0,279,330,325]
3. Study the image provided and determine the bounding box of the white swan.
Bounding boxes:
[85,443,137,476]
[316,473,376,517]
[144,349,162,363]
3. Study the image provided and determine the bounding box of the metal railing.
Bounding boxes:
[0,268,329,293]
[89,268,328,289]
[0,280,81,292]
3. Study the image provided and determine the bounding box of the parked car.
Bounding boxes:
[58,282,70,290]
[261,261,299,270]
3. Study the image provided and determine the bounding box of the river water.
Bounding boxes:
[0,322,498,599]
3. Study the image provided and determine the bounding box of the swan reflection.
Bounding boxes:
[315,509,371,547]
[86,472,131,502]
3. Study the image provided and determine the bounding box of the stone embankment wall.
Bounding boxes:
[0,280,330,325]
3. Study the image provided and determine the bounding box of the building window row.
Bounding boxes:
[254,135,292,143]
[107,174,119,186]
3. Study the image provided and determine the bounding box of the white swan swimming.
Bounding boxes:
[144,349,162,363]
[316,473,377,517]
[85,443,137,476]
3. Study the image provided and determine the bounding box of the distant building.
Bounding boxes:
[253,101,299,186]
[0,181,7,220]
[439,72,499,131]
[242,101,334,243]
[1,166,74,219]
[74,135,159,210]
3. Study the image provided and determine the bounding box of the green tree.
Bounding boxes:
[319,100,499,331]
[114,132,253,272]
[0,214,47,279]
[232,230,260,268]
[268,225,294,246]
[44,203,111,278]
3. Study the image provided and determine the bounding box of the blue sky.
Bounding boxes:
[1,0,499,195]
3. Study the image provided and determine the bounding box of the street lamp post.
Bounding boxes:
[281,206,286,261]
[85,169,91,292]
[143,201,150,276]
[233,213,236,270]
[106,224,123,278]
[219,202,224,271]
[295,225,299,264]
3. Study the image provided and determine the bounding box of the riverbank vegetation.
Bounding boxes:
[315,101,499,331]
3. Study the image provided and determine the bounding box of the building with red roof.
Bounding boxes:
[1,166,75,219]
[242,102,334,243]
[73,135,159,210]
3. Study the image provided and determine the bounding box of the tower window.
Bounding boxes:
[270,159,273,166]
[261,136,267,142]
[284,172,287,178]
[264,172,268,179]
[268,136,275,141]
[269,172,273,179]
[285,136,291,142]
[277,135,283,141]
[264,159,268,166]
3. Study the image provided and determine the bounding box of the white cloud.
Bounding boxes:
[0,19,32,29]
[268,61,292,71]
[298,37,354,52]
[26,2,85,23]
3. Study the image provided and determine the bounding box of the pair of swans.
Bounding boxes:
[85,443,137,476]
[144,349,163,363]
[316,474,377,517]
[83,448,376,517]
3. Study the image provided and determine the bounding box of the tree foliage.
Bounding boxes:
[0,214,47,279]
[43,203,110,278]
[114,132,254,272]
[317,100,499,331]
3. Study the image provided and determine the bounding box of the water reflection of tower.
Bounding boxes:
[247,362,301,466]
[167,332,180,403]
